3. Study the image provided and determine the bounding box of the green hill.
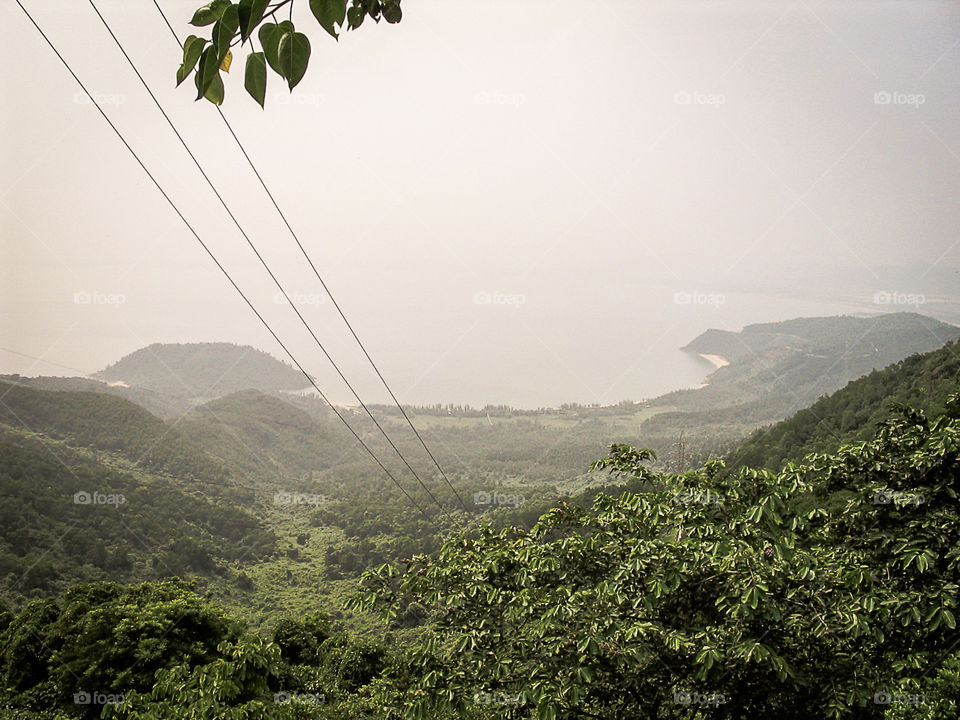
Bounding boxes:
[177,390,345,483]
[0,429,276,604]
[636,313,960,464]
[95,342,309,399]
[728,339,960,470]
[0,374,193,419]
[673,312,958,410]
[682,312,958,363]
[5,319,960,718]
[0,382,280,604]
[0,380,228,488]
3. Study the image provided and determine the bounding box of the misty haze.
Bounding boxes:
[1,1,959,719]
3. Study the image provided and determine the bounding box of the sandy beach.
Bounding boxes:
[699,353,731,369]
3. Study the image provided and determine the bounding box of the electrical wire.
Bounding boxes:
[13,0,441,529]
[86,0,456,523]
[150,0,471,514]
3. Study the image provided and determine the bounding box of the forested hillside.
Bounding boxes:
[4,396,960,719]
[177,390,343,482]
[729,340,960,469]
[353,399,960,719]
[3,320,959,719]
[95,343,309,398]
[681,313,958,365]
[0,430,275,602]
[639,313,959,461]
[0,375,190,419]
[0,381,229,487]
[17,314,953,480]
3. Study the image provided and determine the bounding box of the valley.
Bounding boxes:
[1,311,959,718]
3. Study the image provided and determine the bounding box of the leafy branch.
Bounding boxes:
[176,0,402,107]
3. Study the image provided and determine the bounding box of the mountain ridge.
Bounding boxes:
[95,342,309,399]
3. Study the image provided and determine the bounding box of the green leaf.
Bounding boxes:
[537,704,557,720]
[203,70,225,105]
[309,0,347,39]
[194,45,220,99]
[278,32,311,90]
[346,5,364,29]
[212,4,240,63]
[258,21,293,76]
[176,35,206,86]
[382,1,401,24]
[190,0,231,27]
[244,52,267,107]
[238,0,269,43]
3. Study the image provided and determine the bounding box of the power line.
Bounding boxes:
[151,0,470,515]
[13,0,440,529]
[86,0,456,524]
[93,0,455,522]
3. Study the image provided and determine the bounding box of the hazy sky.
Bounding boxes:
[2,0,959,407]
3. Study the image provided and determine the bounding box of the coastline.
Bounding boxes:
[289,351,735,407]
[699,353,731,370]
[691,353,730,389]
